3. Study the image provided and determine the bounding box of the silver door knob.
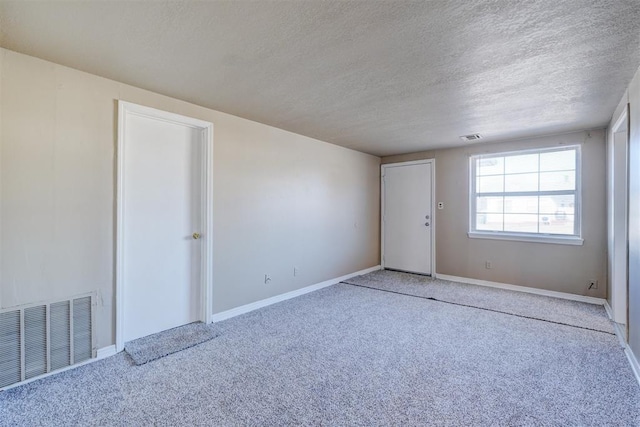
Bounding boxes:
[192,232,201,240]
[425,222,430,227]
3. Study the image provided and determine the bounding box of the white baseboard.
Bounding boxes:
[436,274,606,305]
[625,346,640,387]
[609,320,640,387]
[96,344,118,359]
[210,265,381,323]
[603,300,614,319]
[0,344,120,392]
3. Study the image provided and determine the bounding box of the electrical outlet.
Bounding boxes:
[264,274,271,284]
[485,261,492,269]
[588,280,598,290]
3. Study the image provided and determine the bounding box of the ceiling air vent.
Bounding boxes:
[460,134,482,142]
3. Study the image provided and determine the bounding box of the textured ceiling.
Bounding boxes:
[1,1,639,156]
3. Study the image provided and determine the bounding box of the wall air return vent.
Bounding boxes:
[460,134,483,142]
[0,294,95,389]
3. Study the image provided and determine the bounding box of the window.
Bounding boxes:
[469,145,582,245]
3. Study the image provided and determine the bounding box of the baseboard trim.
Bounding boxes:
[96,345,118,359]
[625,346,640,387]
[0,344,120,392]
[436,274,606,305]
[610,321,640,387]
[211,265,381,323]
[603,300,614,320]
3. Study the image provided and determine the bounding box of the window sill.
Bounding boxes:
[468,231,584,246]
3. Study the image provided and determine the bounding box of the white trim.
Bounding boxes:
[382,159,433,168]
[610,317,640,387]
[611,104,629,136]
[381,159,436,278]
[604,300,614,320]
[469,144,583,243]
[437,274,606,305]
[96,345,118,359]
[613,322,628,348]
[0,345,119,392]
[607,105,630,326]
[608,315,640,388]
[210,266,381,323]
[116,101,214,352]
[624,346,640,387]
[468,231,584,246]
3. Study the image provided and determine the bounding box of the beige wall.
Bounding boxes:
[383,131,607,298]
[0,48,381,349]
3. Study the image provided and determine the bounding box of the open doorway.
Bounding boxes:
[608,106,629,334]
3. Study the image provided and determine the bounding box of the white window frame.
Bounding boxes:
[468,145,584,246]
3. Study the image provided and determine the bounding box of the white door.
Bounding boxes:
[383,162,433,275]
[122,112,203,343]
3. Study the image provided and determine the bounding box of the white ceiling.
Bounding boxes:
[1,1,639,156]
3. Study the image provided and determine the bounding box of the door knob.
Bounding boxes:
[192,232,201,240]
[425,222,430,227]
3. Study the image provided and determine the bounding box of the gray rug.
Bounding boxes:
[124,322,218,365]
[1,283,638,426]
[343,269,615,334]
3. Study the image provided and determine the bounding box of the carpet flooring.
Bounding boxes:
[1,282,638,426]
[124,322,219,365]
[343,270,615,334]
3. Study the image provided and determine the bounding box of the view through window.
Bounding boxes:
[470,146,580,239]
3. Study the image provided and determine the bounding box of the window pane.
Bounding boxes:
[540,171,575,191]
[539,195,575,215]
[504,214,538,233]
[477,175,503,193]
[505,154,538,174]
[477,157,504,176]
[540,150,575,172]
[504,173,538,192]
[476,214,503,231]
[504,196,538,214]
[470,146,580,240]
[539,214,575,235]
[476,196,503,213]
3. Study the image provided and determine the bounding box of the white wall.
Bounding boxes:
[383,131,608,298]
[0,48,381,349]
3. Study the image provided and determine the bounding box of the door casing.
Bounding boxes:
[381,159,436,276]
[608,105,629,329]
[115,101,214,351]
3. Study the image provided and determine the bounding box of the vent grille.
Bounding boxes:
[0,294,95,389]
[0,311,21,388]
[460,133,483,142]
[73,297,92,363]
[50,301,71,371]
[25,306,47,379]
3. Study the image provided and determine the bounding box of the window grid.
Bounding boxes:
[470,146,580,239]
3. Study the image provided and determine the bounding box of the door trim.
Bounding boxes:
[608,104,629,328]
[115,101,214,352]
[381,159,436,277]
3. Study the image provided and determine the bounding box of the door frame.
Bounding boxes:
[608,105,629,327]
[115,101,214,351]
[381,159,436,277]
